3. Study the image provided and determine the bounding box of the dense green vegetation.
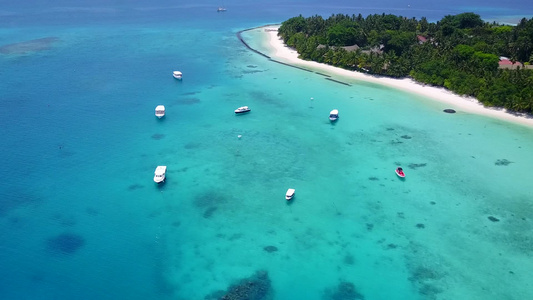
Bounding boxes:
[278,13,533,113]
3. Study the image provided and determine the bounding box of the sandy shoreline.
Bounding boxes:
[258,25,533,128]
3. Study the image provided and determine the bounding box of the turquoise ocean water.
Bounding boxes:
[1,1,532,299]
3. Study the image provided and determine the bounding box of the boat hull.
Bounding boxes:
[154,177,165,183]
[285,189,295,201]
[329,109,339,121]
[235,106,251,114]
[395,170,405,178]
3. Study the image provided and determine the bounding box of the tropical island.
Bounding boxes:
[277,13,533,113]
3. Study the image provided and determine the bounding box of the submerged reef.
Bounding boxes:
[408,163,427,169]
[205,270,273,300]
[203,206,218,218]
[46,233,85,255]
[408,265,445,299]
[494,159,513,166]
[0,37,59,54]
[0,190,41,216]
[151,133,165,140]
[322,281,365,300]
[263,246,278,253]
[488,216,500,222]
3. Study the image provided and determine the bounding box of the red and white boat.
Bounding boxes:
[395,167,405,178]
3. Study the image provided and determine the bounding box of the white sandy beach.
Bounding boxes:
[262,26,533,128]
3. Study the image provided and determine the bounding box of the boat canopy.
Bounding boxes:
[155,166,167,175]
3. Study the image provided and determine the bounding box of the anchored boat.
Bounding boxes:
[155,105,165,118]
[154,166,167,183]
[285,188,295,201]
[234,106,251,114]
[329,109,339,122]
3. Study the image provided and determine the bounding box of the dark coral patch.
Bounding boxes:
[177,98,200,105]
[128,183,144,190]
[0,190,41,216]
[344,254,355,265]
[85,207,99,216]
[0,37,59,54]
[409,266,442,283]
[151,133,165,140]
[323,281,365,300]
[401,135,412,139]
[194,191,227,208]
[387,243,398,249]
[46,233,85,255]
[184,142,201,149]
[416,223,425,229]
[408,163,427,169]
[495,159,513,166]
[263,245,278,253]
[488,216,500,222]
[203,207,218,218]
[205,270,272,300]
[419,283,443,297]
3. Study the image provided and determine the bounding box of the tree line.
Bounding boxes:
[278,13,533,113]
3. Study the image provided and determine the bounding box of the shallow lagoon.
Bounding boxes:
[0,1,532,299]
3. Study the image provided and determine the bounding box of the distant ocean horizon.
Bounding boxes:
[1,1,532,299]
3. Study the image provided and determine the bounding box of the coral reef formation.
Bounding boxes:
[322,281,365,300]
[46,233,85,255]
[205,270,273,300]
[263,246,278,253]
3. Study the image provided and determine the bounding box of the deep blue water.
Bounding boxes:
[1,1,533,299]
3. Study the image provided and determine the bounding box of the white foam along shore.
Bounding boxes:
[261,25,533,128]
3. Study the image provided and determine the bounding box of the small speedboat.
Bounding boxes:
[155,105,165,118]
[217,7,227,12]
[173,71,182,80]
[234,106,251,114]
[154,166,167,183]
[285,188,295,201]
[395,167,405,178]
[329,109,339,121]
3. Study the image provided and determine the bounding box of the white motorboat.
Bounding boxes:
[234,106,251,114]
[217,7,227,12]
[285,188,295,201]
[153,166,167,183]
[155,105,165,118]
[173,71,182,80]
[329,109,339,121]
